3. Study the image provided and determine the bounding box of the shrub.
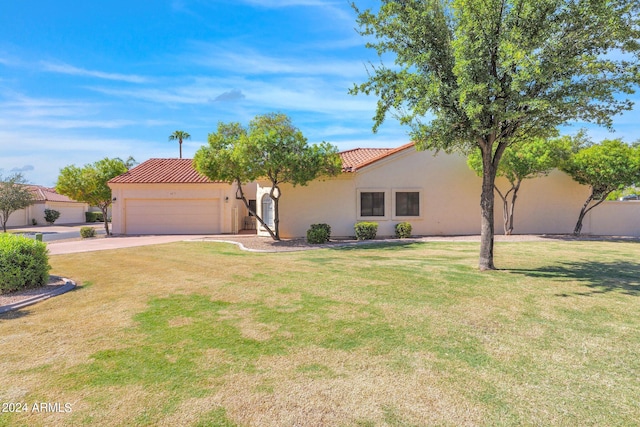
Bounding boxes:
[85,212,104,222]
[354,222,378,240]
[31,218,37,225]
[44,209,61,225]
[306,223,331,244]
[395,222,412,239]
[0,233,50,294]
[80,227,96,238]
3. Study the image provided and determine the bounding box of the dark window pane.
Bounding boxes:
[360,192,385,216]
[396,192,419,216]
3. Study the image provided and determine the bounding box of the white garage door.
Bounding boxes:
[125,199,221,234]
[50,204,86,224]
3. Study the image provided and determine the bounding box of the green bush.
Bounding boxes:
[0,233,50,294]
[85,212,104,222]
[395,222,412,239]
[85,212,97,222]
[80,227,96,238]
[306,223,331,244]
[44,209,61,225]
[354,222,378,240]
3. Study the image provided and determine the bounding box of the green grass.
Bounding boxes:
[1,240,639,426]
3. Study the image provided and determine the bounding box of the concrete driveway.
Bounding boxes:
[46,234,208,255]
[7,223,206,255]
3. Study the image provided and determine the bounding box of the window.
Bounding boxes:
[248,199,256,216]
[360,192,385,217]
[395,191,420,216]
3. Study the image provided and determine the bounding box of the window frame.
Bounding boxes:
[356,188,390,221]
[392,189,422,220]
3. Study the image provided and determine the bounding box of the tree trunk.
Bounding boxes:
[506,180,521,236]
[235,179,278,240]
[479,154,498,271]
[101,206,110,236]
[573,190,607,236]
[270,186,281,241]
[494,186,509,235]
[179,139,183,159]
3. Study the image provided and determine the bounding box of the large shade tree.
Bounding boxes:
[56,158,129,236]
[351,0,640,269]
[561,138,640,236]
[0,173,35,232]
[194,113,342,240]
[467,135,573,235]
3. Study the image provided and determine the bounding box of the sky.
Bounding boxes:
[0,0,638,187]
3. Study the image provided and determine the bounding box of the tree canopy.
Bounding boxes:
[194,113,342,240]
[351,0,640,269]
[56,158,129,236]
[561,138,640,235]
[0,173,34,232]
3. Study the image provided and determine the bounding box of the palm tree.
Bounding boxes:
[168,131,191,159]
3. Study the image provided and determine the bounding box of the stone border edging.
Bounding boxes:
[0,278,76,314]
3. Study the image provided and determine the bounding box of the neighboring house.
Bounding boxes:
[108,159,256,235]
[6,185,89,227]
[108,144,640,237]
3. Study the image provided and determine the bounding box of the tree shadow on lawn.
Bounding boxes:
[508,260,640,297]
[0,308,33,321]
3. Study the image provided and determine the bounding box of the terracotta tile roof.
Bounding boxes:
[24,185,81,203]
[108,158,218,184]
[339,142,415,172]
[109,144,415,184]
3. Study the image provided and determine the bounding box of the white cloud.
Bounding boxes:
[40,62,149,84]
[188,42,369,78]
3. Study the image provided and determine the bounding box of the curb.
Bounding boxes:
[0,278,76,315]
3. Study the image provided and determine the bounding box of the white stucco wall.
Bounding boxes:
[257,148,637,238]
[6,202,88,227]
[109,182,251,235]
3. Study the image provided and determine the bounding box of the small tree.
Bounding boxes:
[467,136,572,235]
[561,139,640,236]
[56,158,129,236]
[169,130,191,159]
[194,113,342,240]
[0,173,35,232]
[44,209,61,225]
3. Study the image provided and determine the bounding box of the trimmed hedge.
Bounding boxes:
[80,227,96,238]
[395,222,412,239]
[306,223,331,244]
[0,233,50,294]
[85,212,104,223]
[354,222,378,240]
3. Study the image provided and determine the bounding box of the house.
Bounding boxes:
[5,185,89,227]
[108,159,256,235]
[109,144,640,237]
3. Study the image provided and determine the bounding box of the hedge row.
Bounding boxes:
[0,234,50,294]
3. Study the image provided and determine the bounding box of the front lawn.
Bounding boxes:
[1,240,638,426]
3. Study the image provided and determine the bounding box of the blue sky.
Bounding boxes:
[0,0,638,186]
